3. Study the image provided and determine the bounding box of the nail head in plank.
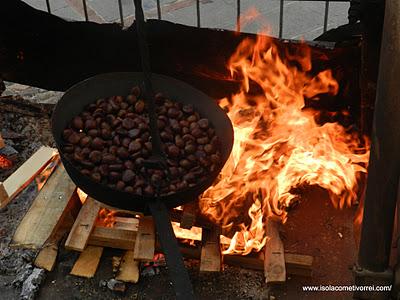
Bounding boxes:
[133,217,155,261]
[264,218,286,283]
[11,163,76,249]
[70,246,104,278]
[65,197,100,251]
[116,250,139,283]
[0,146,57,208]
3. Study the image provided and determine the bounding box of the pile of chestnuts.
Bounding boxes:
[61,86,221,197]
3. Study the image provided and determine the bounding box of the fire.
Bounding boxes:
[0,154,12,169]
[97,208,117,227]
[199,34,370,255]
[76,188,88,203]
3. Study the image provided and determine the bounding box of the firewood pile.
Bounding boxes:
[1,144,313,292]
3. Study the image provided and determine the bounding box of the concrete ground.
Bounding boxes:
[22,0,349,40]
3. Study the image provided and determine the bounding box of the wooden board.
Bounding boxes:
[200,227,221,272]
[116,250,139,283]
[178,245,313,277]
[180,202,199,229]
[0,133,5,149]
[133,217,155,261]
[114,217,139,231]
[70,246,103,278]
[34,245,58,271]
[11,164,76,249]
[264,218,286,283]
[0,146,57,208]
[65,197,100,251]
[284,253,313,277]
[34,190,82,271]
[88,225,137,250]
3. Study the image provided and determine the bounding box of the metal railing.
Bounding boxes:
[43,0,351,37]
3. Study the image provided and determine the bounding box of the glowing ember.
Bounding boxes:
[0,154,12,169]
[199,34,370,255]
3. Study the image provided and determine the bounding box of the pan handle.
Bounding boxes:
[148,200,195,300]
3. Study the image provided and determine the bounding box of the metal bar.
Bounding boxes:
[118,0,124,27]
[279,0,284,38]
[45,0,51,14]
[358,0,400,274]
[149,201,195,299]
[236,0,241,32]
[323,0,329,32]
[82,0,89,21]
[156,0,162,20]
[196,0,200,28]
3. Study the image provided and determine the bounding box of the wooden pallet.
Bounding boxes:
[10,160,313,284]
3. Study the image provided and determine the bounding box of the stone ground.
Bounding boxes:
[22,0,349,41]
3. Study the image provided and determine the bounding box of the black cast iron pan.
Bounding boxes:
[52,72,233,212]
[52,72,234,299]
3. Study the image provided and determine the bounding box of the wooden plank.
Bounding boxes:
[114,217,139,231]
[34,244,58,271]
[34,191,82,271]
[133,217,155,261]
[70,246,103,278]
[0,146,57,208]
[264,218,286,283]
[88,226,137,250]
[177,245,313,277]
[116,250,140,283]
[11,163,76,249]
[180,202,199,229]
[0,133,5,149]
[200,227,221,272]
[284,253,313,277]
[65,197,100,251]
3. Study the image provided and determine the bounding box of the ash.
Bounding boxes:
[0,83,61,299]
[0,82,61,182]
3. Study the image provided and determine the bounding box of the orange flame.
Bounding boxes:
[199,34,370,255]
[97,208,116,227]
[0,154,13,169]
[76,188,88,204]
